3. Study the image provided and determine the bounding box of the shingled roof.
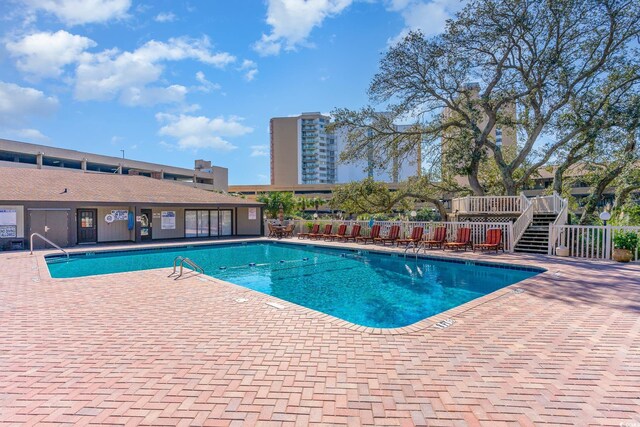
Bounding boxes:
[0,167,260,205]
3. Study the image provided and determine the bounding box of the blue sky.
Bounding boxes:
[0,0,463,185]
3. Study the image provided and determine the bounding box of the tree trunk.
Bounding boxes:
[552,166,566,195]
[467,157,484,196]
[612,185,639,210]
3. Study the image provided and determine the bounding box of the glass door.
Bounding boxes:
[209,211,219,236]
[197,211,209,236]
[220,210,232,236]
[185,210,197,237]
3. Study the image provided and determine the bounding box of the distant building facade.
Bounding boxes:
[0,139,229,192]
[270,112,421,186]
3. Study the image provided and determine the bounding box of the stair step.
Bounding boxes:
[514,247,548,254]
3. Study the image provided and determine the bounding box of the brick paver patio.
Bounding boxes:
[1,238,639,426]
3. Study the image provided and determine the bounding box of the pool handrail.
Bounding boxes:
[170,256,204,279]
[30,233,69,260]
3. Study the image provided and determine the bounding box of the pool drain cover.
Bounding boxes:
[266,301,285,310]
[434,318,455,329]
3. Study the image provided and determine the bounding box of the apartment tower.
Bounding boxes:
[270,112,336,186]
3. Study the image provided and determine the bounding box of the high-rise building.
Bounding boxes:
[270,112,421,186]
[335,124,421,184]
[270,112,337,186]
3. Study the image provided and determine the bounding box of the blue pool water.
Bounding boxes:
[47,242,541,328]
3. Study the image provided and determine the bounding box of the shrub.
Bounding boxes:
[613,231,639,251]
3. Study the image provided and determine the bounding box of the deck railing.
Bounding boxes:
[451,195,523,214]
[452,192,564,215]
[548,225,640,260]
[265,219,516,252]
[512,194,533,244]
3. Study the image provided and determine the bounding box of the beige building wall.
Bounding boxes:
[236,207,261,235]
[151,207,186,239]
[270,117,300,186]
[95,206,134,242]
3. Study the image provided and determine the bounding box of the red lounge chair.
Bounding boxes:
[356,224,380,244]
[374,225,401,246]
[474,228,504,253]
[327,224,348,241]
[443,227,472,251]
[341,224,362,242]
[309,224,333,240]
[298,223,320,239]
[396,226,424,247]
[421,226,447,249]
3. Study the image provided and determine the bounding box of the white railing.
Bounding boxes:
[512,193,533,244]
[451,195,523,214]
[547,196,569,255]
[452,191,565,215]
[265,219,516,252]
[548,225,640,260]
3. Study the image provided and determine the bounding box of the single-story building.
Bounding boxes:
[0,167,263,250]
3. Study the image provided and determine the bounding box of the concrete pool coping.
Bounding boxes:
[37,237,569,336]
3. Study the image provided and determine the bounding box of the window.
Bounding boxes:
[185,210,233,238]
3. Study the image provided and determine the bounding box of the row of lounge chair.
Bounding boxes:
[297,224,504,253]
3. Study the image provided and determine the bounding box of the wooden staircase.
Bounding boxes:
[513,213,557,254]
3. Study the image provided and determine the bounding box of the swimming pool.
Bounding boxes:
[46,242,542,328]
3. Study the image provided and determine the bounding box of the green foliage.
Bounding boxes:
[256,192,297,219]
[613,231,639,251]
[412,208,440,222]
[611,203,640,226]
[332,0,640,197]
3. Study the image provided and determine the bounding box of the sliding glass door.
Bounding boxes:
[185,209,234,238]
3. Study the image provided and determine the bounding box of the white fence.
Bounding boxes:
[266,219,516,252]
[549,225,640,260]
[451,196,523,214]
[452,192,564,215]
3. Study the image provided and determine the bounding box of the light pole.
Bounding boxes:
[600,210,612,256]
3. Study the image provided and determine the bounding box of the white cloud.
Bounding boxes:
[155,113,253,151]
[119,84,188,106]
[244,68,259,81]
[253,0,352,56]
[0,81,58,125]
[74,37,235,104]
[238,59,258,81]
[250,145,269,157]
[6,30,96,79]
[21,0,131,25]
[387,0,466,44]
[154,12,176,23]
[2,128,50,142]
[194,71,221,92]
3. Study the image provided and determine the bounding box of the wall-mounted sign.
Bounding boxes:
[0,209,17,226]
[104,214,115,223]
[136,215,142,222]
[161,211,176,230]
[0,225,17,238]
[248,207,257,220]
[111,210,128,221]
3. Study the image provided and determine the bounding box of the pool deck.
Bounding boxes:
[1,237,639,426]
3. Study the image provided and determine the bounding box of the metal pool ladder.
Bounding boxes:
[403,241,420,260]
[30,233,69,260]
[169,256,204,279]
